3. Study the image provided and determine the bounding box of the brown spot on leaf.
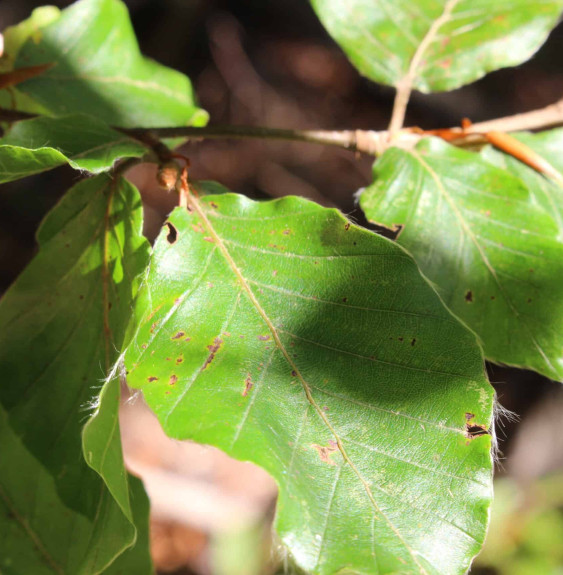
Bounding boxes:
[312,441,338,465]
[150,321,159,333]
[258,335,270,341]
[243,374,253,396]
[527,298,533,304]
[398,337,404,342]
[171,331,185,340]
[204,237,214,243]
[465,290,473,303]
[282,229,291,235]
[291,370,297,377]
[344,223,351,231]
[210,201,219,209]
[342,297,348,303]
[410,338,416,347]
[147,376,158,382]
[176,355,184,364]
[169,375,178,386]
[490,296,496,300]
[202,337,223,370]
[165,222,178,244]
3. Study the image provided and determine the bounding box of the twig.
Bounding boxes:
[2,94,563,158]
[124,125,383,155]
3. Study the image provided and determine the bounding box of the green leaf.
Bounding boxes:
[0,113,146,183]
[7,0,208,127]
[125,187,494,575]
[0,173,151,573]
[481,129,563,229]
[360,137,563,381]
[310,0,563,92]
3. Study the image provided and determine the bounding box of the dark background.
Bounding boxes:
[2,2,563,573]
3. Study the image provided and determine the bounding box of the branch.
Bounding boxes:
[2,95,563,157]
[123,125,388,155]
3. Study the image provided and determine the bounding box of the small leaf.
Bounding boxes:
[310,0,563,92]
[125,188,493,575]
[0,113,146,183]
[7,0,208,127]
[360,137,563,381]
[0,173,151,573]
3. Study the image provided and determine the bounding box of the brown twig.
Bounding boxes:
[2,94,563,157]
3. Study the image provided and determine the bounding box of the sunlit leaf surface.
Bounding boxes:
[125,187,493,575]
[311,0,563,92]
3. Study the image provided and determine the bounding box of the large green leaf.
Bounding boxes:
[125,187,493,575]
[0,114,146,183]
[310,0,563,92]
[0,173,151,573]
[6,0,208,127]
[360,137,563,381]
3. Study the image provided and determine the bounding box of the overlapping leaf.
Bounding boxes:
[481,129,563,229]
[310,0,563,92]
[360,137,563,381]
[3,0,208,127]
[0,114,145,183]
[0,173,151,573]
[125,187,493,575]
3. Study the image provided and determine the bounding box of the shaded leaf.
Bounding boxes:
[125,187,493,575]
[0,113,146,183]
[0,173,151,573]
[360,137,563,380]
[6,0,208,127]
[310,0,563,92]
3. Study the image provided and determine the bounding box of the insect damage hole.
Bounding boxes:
[464,413,489,440]
[165,222,178,244]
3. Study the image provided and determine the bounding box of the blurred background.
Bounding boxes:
[2,1,563,573]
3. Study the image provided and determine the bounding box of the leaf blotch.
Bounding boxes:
[165,222,178,244]
[202,337,223,370]
[243,374,253,396]
[312,441,338,465]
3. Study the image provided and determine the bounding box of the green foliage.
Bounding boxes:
[0,114,145,182]
[0,174,151,573]
[124,190,493,575]
[1,0,563,573]
[310,0,563,92]
[360,137,563,380]
[5,0,208,127]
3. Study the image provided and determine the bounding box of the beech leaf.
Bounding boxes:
[125,187,494,575]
